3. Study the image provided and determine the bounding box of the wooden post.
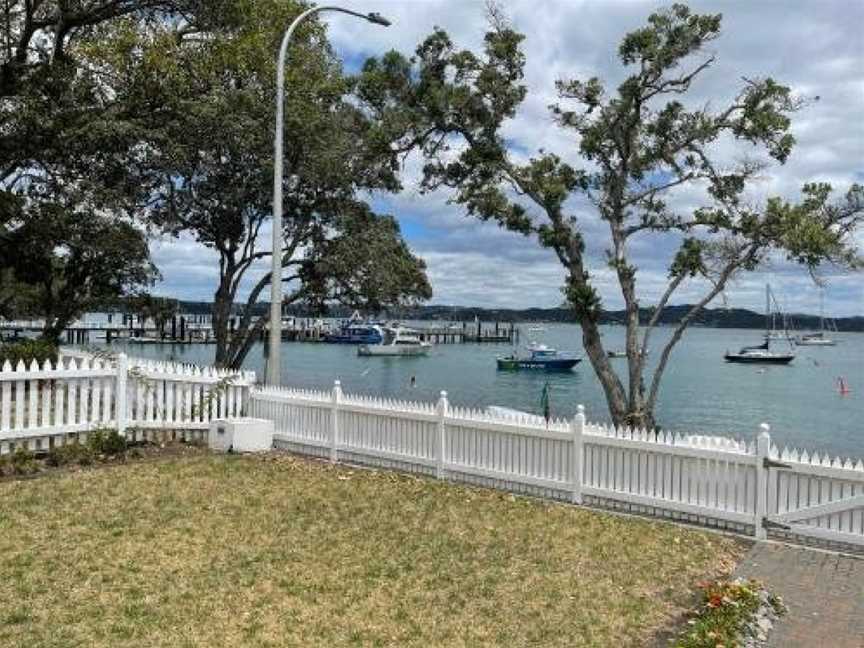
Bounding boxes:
[571,405,585,504]
[436,390,448,479]
[116,353,128,437]
[330,380,342,463]
[754,423,771,540]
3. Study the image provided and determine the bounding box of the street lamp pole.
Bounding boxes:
[267,6,391,386]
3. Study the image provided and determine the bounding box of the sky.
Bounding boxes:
[150,0,864,316]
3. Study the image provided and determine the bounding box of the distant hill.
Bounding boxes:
[174,300,864,332]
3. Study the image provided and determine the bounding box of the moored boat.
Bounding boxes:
[324,311,384,344]
[496,343,581,371]
[796,290,837,346]
[358,327,431,357]
[725,285,796,364]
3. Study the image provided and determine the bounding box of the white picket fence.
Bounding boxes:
[2,351,862,552]
[0,351,256,452]
[249,381,864,551]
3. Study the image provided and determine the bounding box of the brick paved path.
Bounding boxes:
[735,542,864,647]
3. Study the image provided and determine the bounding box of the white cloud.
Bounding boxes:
[154,0,864,316]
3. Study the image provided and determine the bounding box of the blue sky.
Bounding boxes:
[151,0,864,316]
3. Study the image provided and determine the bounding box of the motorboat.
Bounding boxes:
[324,311,384,344]
[496,343,581,371]
[358,327,431,356]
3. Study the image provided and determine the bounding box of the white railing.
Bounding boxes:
[249,381,864,550]
[0,352,256,452]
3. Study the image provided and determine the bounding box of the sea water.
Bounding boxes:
[91,324,864,459]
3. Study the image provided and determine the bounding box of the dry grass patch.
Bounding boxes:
[0,453,745,647]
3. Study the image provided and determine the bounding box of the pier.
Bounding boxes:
[1,317,520,346]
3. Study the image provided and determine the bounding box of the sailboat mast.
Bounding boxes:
[819,289,825,333]
[765,284,770,337]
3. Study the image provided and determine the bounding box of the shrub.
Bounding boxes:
[0,339,58,368]
[10,447,38,475]
[46,443,94,467]
[86,429,127,456]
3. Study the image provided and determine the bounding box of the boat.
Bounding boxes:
[323,311,384,344]
[796,290,836,346]
[358,327,431,356]
[496,343,581,371]
[725,285,795,364]
[528,325,547,333]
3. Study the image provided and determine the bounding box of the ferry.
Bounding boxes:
[496,343,581,371]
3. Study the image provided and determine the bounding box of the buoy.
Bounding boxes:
[837,376,850,395]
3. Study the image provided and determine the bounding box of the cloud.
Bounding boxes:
[153,0,864,316]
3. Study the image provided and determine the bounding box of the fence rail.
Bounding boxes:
[0,351,256,452]
[249,381,864,552]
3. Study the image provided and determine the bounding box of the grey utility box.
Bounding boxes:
[208,418,274,453]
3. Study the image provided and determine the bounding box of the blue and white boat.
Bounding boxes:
[323,311,384,345]
[496,343,581,371]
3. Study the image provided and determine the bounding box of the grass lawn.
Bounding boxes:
[0,451,745,647]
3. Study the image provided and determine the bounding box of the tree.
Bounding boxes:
[101,0,431,369]
[358,4,863,429]
[0,1,230,334]
[0,208,157,342]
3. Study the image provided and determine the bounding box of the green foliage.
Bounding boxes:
[0,340,58,367]
[9,447,38,475]
[357,4,862,428]
[86,429,128,457]
[0,210,157,342]
[45,443,94,468]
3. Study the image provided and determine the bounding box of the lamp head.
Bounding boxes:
[366,12,391,26]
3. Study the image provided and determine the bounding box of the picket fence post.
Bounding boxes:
[330,380,342,463]
[116,353,128,437]
[754,423,771,540]
[571,405,585,504]
[436,390,448,479]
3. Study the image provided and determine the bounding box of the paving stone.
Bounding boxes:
[736,542,864,648]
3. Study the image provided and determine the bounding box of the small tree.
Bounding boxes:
[359,4,863,429]
[0,208,157,342]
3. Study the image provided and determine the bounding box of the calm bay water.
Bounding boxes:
[93,324,864,459]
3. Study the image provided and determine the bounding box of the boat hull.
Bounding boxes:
[796,339,835,346]
[496,357,581,371]
[724,353,795,364]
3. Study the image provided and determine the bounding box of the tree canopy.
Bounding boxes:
[1,0,432,354]
[357,4,863,428]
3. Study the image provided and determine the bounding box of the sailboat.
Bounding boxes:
[796,289,837,346]
[724,285,796,364]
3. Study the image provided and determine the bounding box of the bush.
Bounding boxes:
[0,340,58,368]
[10,447,38,475]
[86,429,127,456]
[45,443,94,467]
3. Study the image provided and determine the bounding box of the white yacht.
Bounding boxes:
[358,327,431,357]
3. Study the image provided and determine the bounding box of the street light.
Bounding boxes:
[267,6,391,386]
